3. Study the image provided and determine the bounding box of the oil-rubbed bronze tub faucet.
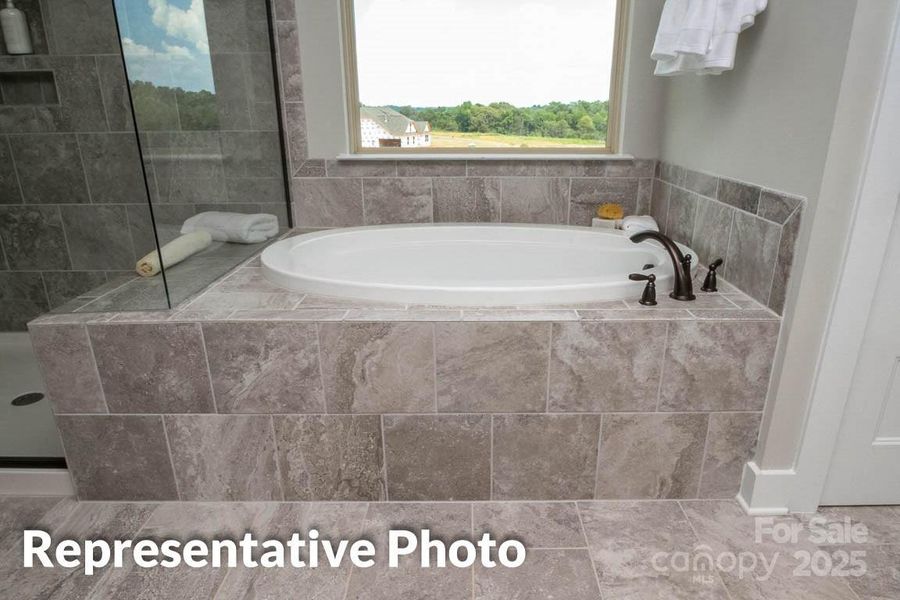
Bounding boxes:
[629,230,696,301]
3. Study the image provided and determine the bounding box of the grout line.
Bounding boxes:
[654,322,670,412]
[93,55,112,131]
[429,177,436,222]
[160,416,183,501]
[51,409,766,418]
[764,224,786,309]
[695,414,713,499]
[380,414,390,502]
[82,323,112,414]
[359,178,367,225]
[489,415,495,501]
[38,271,52,311]
[470,503,476,600]
[196,323,219,414]
[722,209,736,280]
[432,322,438,412]
[72,134,94,205]
[676,500,736,600]
[574,502,605,598]
[592,414,604,500]
[314,322,328,412]
[47,497,754,505]
[5,135,28,206]
[268,415,286,501]
[545,323,553,412]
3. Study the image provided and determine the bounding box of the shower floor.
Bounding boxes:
[1,497,897,599]
[0,333,63,459]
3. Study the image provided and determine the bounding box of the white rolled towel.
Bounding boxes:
[136,231,212,277]
[181,211,279,244]
[621,215,659,233]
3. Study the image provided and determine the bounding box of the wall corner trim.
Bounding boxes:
[736,460,795,516]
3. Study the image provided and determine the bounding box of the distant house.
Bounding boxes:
[360,106,431,148]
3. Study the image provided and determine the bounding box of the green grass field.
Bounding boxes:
[430,131,606,149]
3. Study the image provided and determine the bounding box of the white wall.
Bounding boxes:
[659,0,857,200]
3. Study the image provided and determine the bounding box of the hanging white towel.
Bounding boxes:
[653,0,767,76]
[652,0,718,60]
[181,211,280,244]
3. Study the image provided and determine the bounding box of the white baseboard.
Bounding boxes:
[0,468,74,496]
[736,461,795,515]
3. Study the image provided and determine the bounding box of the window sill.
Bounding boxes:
[336,153,636,161]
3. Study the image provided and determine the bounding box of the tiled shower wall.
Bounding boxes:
[0,0,146,330]
[0,0,289,331]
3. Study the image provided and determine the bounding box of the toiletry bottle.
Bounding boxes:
[1,0,33,55]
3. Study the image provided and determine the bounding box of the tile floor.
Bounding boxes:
[1,497,897,599]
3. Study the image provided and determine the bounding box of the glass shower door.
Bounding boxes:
[110,0,292,306]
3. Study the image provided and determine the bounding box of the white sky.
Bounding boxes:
[354,0,618,107]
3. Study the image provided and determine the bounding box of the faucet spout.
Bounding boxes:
[629,231,696,301]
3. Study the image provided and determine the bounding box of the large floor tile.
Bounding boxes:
[0,502,156,600]
[215,503,368,600]
[344,503,474,600]
[91,503,274,600]
[472,502,586,548]
[578,500,730,599]
[475,548,601,599]
[0,495,69,555]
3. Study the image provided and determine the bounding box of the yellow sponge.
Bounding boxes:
[596,202,624,220]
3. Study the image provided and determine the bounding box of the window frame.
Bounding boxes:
[339,0,629,155]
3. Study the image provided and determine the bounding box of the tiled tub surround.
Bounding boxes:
[0,0,290,330]
[31,257,779,502]
[268,5,804,313]
[652,162,806,314]
[288,159,656,229]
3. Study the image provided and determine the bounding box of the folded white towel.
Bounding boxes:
[181,211,279,244]
[621,215,659,233]
[136,231,212,277]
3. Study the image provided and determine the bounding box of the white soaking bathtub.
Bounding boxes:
[261,224,700,306]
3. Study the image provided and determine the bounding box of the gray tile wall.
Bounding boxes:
[0,0,291,330]
[652,162,806,314]
[33,315,777,502]
[0,1,151,329]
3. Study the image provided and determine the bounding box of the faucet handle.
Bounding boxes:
[629,273,657,306]
[702,258,724,292]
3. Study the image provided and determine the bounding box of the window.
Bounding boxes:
[341,0,627,154]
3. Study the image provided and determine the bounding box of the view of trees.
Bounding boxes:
[131,81,219,131]
[391,100,609,142]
